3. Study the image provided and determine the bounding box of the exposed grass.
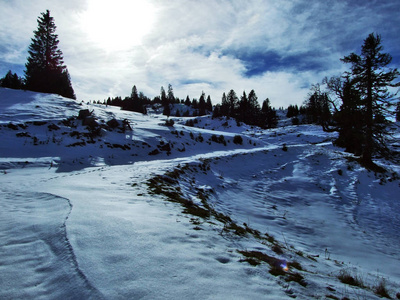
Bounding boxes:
[238,250,307,286]
[375,278,392,299]
[146,161,311,290]
[337,269,365,288]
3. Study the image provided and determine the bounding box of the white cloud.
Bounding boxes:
[1,0,399,107]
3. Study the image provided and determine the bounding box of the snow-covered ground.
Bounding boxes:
[0,88,399,299]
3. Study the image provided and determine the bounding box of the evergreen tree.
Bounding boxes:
[212,104,221,118]
[238,91,248,122]
[206,95,213,112]
[167,84,174,104]
[333,78,364,155]
[341,33,399,163]
[247,89,260,123]
[220,92,229,116]
[198,91,206,116]
[160,86,167,106]
[163,104,171,117]
[286,105,299,118]
[226,89,238,118]
[261,98,278,128]
[25,10,75,99]
[304,84,332,129]
[184,95,191,106]
[131,85,138,100]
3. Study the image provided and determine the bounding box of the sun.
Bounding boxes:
[81,0,156,52]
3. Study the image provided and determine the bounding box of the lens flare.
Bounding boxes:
[280,261,289,272]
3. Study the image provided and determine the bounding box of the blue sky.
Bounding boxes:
[1,0,399,107]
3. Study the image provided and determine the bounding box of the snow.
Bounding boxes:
[1,88,399,299]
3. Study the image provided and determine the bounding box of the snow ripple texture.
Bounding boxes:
[0,191,103,299]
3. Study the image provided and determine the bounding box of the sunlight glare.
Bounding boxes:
[81,0,156,52]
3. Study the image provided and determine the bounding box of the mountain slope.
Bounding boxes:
[1,88,399,299]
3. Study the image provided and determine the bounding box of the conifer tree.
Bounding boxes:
[198,91,206,116]
[25,10,75,99]
[227,89,238,118]
[341,33,399,163]
[206,95,213,112]
[167,84,174,104]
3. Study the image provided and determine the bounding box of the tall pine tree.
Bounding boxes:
[25,10,75,99]
[341,33,399,163]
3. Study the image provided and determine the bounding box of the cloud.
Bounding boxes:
[0,0,399,107]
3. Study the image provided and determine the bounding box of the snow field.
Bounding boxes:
[1,88,399,299]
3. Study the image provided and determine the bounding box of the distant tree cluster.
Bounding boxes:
[101,84,213,117]
[1,10,75,99]
[212,89,278,128]
[0,71,24,89]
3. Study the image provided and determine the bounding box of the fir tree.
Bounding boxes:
[206,95,212,112]
[226,89,238,118]
[341,33,399,163]
[25,10,75,99]
[198,91,206,116]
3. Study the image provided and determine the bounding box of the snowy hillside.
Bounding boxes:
[1,88,399,300]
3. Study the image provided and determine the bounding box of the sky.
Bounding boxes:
[1,0,399,107]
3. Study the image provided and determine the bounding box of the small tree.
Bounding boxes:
[206,95,213,112]
[341,33,399,163]
[261,98,278,128]
[25,10,75,99]
[227,89,239,118]
[167,84,174,104]
[198,91,206,116]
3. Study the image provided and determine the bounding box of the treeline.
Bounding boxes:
[96,85,278,129]
[99,84,213,117]
[212,89,277,128]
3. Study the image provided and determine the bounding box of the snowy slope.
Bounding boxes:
[0,88,399,299]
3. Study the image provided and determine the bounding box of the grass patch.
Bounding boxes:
[375,278,392,299]
[337,269,365,288]
[286,272,307,287]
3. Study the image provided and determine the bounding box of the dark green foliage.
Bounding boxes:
[287,105,299,118]
[216,89,277,128]
[163,104,171,117]
[165,118,174,126]
[211,134,227,145]
[206,95,213,112]
[334,80,364,155]
[261,98,278,128]
[25,10,75,99]
[341,33,399,163]
[233,135,243,145]
[0,70,24,89]
[121,85,149,114]
[198,91,206,116]
[303,84,332,129]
